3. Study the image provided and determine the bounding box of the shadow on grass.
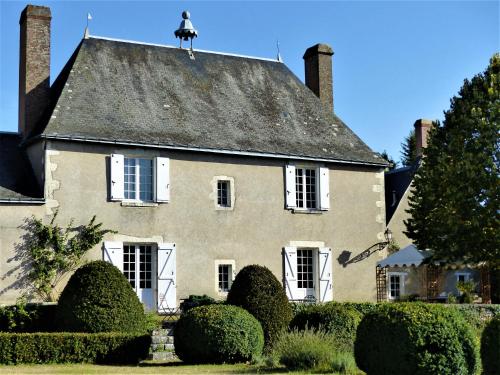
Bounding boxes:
[137,361,289,373]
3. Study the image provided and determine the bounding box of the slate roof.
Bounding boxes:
[385,162,419,224]
[0,133,43,201]
[30,36,386,167]
[377,244,430,268]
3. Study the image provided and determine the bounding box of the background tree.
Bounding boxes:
[24,211,115,301]
[380,150,397,170]
[405,54,499,267]
[400,129,417,166]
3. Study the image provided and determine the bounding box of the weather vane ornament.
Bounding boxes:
[84,12,92,39]
[174,11,198,50]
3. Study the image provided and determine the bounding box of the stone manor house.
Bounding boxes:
[0,5,390,311]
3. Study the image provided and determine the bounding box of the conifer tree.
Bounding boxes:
[405,54,500,267]
[400,129,417,166]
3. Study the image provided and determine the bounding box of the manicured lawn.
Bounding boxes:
[0,362,298,374]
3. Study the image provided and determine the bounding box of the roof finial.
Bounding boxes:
[84,12,92,39]
[276,40,283,62]
[174,10,198,51]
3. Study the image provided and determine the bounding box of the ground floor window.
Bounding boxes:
[297,249,314,289]
[123,244,153,291]
[388,272,406,300]
[215,260,236,294]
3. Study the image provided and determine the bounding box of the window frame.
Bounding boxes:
[123,157,155,202]
[294,166,319,210]
[214,259,236,295]
[123,243,155,293]
[212,176,235,211]
[455,272,471,284]
[387,272,406,300]
[217,180,231,208]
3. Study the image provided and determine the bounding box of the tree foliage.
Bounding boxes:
[405,54,500,267]
[380,150,397,170]
[25,211,115,301]
[400,129,417,167]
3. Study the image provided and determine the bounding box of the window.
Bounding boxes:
[295,168,317,209]
[124,158,153,201]
[215,259,235,294]
[456,272,471,284]
[297,249,314,289]
[388,272,406,300]
[218,264,232,292]
[123,244,153,290]
[217,180,230,207]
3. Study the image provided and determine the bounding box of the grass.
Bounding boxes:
[0,361,357,374]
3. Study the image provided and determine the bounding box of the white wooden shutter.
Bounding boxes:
[157,243,176,312]
[155,157,170,203]
[283,247,298,300]
[103,241,123,272]
[318,247,333,302]
[110,154,124,201]
[319,167,330,210]
[285,165,296,208]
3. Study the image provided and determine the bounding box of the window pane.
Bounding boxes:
[123,245,136,289]
[217,181,230,207]
[139,245,152,289]
[124,158,136,199]
[139,159,153,201]
[218,264,231,292]
[297,249,313,289]
[295,168,304,208]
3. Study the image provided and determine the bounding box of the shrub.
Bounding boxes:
[481,316,500,375]
[179,294,219,314]
[174,304,264,364]
[0,303,57,333]
[448,304,500,337]
[290,302,362,351]
[271,328,358,373]
[0,332,150,364]
[272,328,334,371]
[354,303,479,375]
[56,261,147,333]
[226,265,292,349]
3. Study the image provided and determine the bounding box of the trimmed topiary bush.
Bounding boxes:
[0,332,150,364]
[179,294,219,314]
[174,304,264,364]
[354,303,479,375]
[56,261,147,333]
[290,302,362,351]
[227,265,292,349]
[481,315,500,375]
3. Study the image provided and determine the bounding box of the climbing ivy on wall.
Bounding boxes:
[25,211,115,302]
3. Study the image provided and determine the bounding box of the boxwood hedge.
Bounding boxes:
[0,332,151,364]
[174,304,264,364]
[354,303,479,375]
[481,315,500,375]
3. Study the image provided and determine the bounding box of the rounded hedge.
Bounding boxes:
[174,304,264,364]
[354,303,479,375]
[481,315,500,375]
[226,265,293,349]
[56,261,147,333]
[290,302,362,350]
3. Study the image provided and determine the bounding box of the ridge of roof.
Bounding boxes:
[87,35,282,63]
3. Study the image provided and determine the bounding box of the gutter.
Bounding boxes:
[0,198,45,204]
[25,134,388,168]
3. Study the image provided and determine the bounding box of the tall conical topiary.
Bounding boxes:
[227,264,292,349]
[56,260,147,333]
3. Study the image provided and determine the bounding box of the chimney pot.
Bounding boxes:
[303,43,334,113]
[414,119,433,157]
[19,5,51,138]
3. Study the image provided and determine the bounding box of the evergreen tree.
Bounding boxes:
[405,54,500,267]
[400,129,417,166]
[380,150,397,170]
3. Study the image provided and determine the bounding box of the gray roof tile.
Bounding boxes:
[38,37,386,166]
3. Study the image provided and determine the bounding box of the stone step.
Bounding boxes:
[150,350,177,361]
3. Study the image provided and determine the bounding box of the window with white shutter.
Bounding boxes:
[103,241,124,272]
[283,247,298,300]
[109,154,170,203]
[318,248,333,302]
[285,164,330,211]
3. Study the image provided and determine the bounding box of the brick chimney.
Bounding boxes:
[303,43,334,113]
[414,119,433,157]
[19,5,51,137]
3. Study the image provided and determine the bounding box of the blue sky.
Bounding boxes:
[1,1,498,164]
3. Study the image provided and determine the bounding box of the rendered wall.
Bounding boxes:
[0,139,386,304]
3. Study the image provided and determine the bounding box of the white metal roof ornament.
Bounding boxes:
[174,11,198,50]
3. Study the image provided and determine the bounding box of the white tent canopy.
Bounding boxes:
[377,244,431,268]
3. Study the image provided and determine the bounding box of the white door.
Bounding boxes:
[296,249,316,300]
[123,244,155,310]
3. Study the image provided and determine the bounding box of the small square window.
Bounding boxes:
[217,180,230,207]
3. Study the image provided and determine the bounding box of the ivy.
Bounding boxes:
[24,211,116,302]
